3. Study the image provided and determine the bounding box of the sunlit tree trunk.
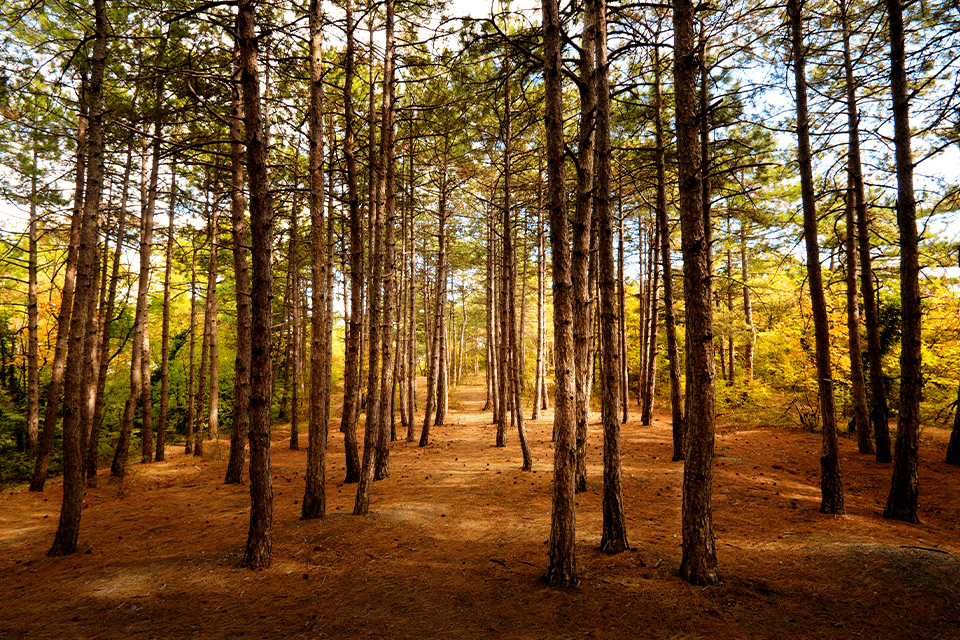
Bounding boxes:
[185,241,198,455]
[789,0,844,515]
[48,0,105,556]
[375,0,397,478]
[340,0,363,483]
[112,132,154,477]
[675,0,720,585]
[87,141,132,485]
[573,0,597,493]
[30,71,87,493]
[302,0,327,518]
[595,0,628,553]
[883,0,920,523]
[542,0,578,587]
[156,165,176,462]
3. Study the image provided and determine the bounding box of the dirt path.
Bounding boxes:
[1,384,958,639]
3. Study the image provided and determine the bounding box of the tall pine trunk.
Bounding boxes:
[30,72,87,493]
[883,0,921,523]
[340,0,363,483]
[226,41,251,484]
[789,0,844,515]
[542,0,578,587]
[675,0,720,585]
[595,0,628,554]
[48,0,106,555]
[238,0,275,569]
[302,0,327,518]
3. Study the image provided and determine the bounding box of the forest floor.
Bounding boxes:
[1,383,959,640]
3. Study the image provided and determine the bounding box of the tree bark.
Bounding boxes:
[302,0,327,518]
[502,72,532,471]
[156,165,176,462]
[289,191,301,451]
[26,148,39,460]
[573,0,597,494]
[355,1,389,515]
[675,0,720,585]
[48,0,106,556]
[111,132,154,478]
[946,379,960,465]
[340,0,363,483]
[185,240,198,455]
[740,223,755,381]
[882,0,920,524]
[839,0,873,456]
[375,0,397,481]
[225,41,250,484]
[595,0,628,554]
[30,71,87,493]
[238,0,275,569]
[87,141,132,485]
[789,0,845,515]
[542,0,578,587]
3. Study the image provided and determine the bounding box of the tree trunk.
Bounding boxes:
[641,216,660,424]
[838,0,872,455]
[789,0,844,516]
[30,71,87,493]
[48,0,106,556]
[26,149,39,460]
[533,176,546,421]
[238,0,275,569]
[617,188,627,424]
[675,0,720,585]
[946,379,960,465]
[502,72,532,471]
[573,0,597,494]
[652,38,683,461]
[595,0,628,554]
[740,223,755,381]
[140,99,165,465]
[226,40,250,484]
[355,3,388,515]
[844,182,872,454]
[185,240,198,455]
[406,147,417,442]
[340,0,363,483]
[111,132,154,478]
[156,165,176,462]
[375,0,397,481]
[302,0,327,518]
[883,0,920,524]
[87,142,132,485]
[289,193,301,450]
[542,0,578,587]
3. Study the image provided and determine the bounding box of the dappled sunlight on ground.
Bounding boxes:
[1,383,959,639]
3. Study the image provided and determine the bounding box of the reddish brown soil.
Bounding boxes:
[2,384,959,640]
